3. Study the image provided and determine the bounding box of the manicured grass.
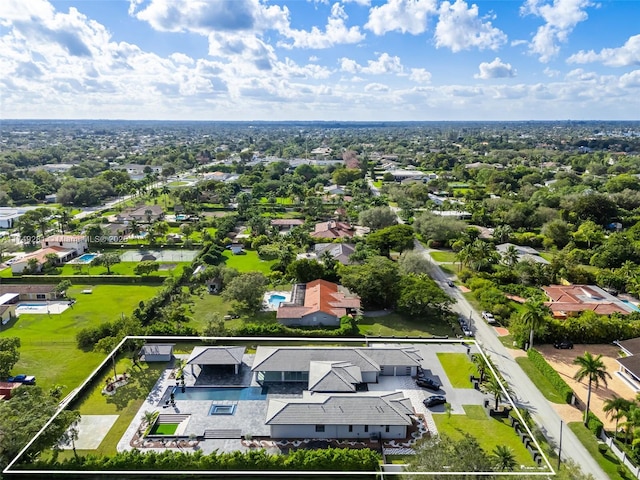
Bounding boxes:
[434,405,537,468]
[150,423,179,435]
[439,264,457,276]
[221,250,276,274]
[569,422,630,480]
[358,313,454,338]
[539,252,554,261]
[430,250,458,263]
[60,360,168,457]
[54,262,190,277]
[436,353,474,388]
[258,197,294,205]
[515,357,566,404]
[0,285,159,395]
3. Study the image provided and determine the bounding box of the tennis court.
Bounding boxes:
[119,249,199,262]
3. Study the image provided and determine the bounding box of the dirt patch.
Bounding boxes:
[535,344,633,430]
[494,327,510,337]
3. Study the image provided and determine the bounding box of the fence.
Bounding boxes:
[599,429,640,478]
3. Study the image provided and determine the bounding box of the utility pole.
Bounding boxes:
[557,419,563,471]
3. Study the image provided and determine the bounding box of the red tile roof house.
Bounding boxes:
[310,220,355,240]
[277,279,361,327]
[542,284,635,319]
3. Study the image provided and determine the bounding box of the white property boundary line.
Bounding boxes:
[3,336,556,477]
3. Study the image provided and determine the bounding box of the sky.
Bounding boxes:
[1,0,639,121]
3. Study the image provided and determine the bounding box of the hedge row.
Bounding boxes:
[587,411,604,437]
[1,275,164,285]
[526,348,574,404]
[233,317,360,338]
[31,446,381,472]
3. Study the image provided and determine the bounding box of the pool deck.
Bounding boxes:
[262,290,291,311]
[16,301,70,316]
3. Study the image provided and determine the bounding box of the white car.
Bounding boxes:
[482,311,496,324]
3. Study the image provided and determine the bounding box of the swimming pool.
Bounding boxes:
[172,386,267,401]
[622,300,640,312]
[76,253,98,264]
[268,294,287,308]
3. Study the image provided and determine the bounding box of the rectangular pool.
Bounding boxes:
[172,386,267,401]
[76,254,98,264]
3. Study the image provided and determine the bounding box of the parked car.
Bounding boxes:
[416,377,441,391]
[481,311,496,324]
[447,280,455,288]
[423,395,447,407]
[7,374,36,385]
[554,340,574,349]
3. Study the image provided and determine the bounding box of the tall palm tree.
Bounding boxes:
[491,445,517,471]
[502,244,520,267]
[573,352,612,426]
[56,207,72,234]
[481,374,513,410]
[471,353,489,382]
[493,224,513,243]
[603,396,632,436]
[520,301,548,350]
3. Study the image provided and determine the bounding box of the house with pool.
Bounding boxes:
[276,279,361,327]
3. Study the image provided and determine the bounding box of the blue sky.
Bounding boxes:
[1,0,639,120]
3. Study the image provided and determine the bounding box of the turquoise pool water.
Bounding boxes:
[622,300,640,312]
[76,253,97,263]
[172,386,267,401]
[268,294,286,307]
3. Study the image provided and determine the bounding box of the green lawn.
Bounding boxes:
[569,422,630,480]
[439,264,457,276]
[436,353,474,388]
[221,250,277,274]
[60,360,168,457]
[54,262,190,277]
[150,423,179,435]
[0,285,159,395]
[515,357,566,404]
[258,197,294,205]
[358,313,454,338]
[430,250,458,263]
[434,405,538,469]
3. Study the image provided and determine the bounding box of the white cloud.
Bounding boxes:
[409,67,432,83]
[619,70,640,88]
[567,34,640,67]
[170,52,194,65]
[278,2,365,49]
[343,0,371,5]
[365,0,437,36]
[338,53,404,75]
[364,82,389,92]
[435,0,507,52]
[543,67,560,77]
[521,0,594,62]
[309,55,319,62]
[474,57,516,79]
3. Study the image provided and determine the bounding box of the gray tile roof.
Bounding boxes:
[308,361,362,393]
[187,346,246,366]
[363,346,422,366]
[252,347,380,373]
[265,391,413,426]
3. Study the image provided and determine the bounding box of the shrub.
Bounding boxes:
[587,411,604,437]
[527,348,574,404]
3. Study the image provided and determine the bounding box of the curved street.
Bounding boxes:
[415,239,608,480]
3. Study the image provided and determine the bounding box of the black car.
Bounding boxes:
[554,340,574,349]
[447,280,455,288]
[423,395,447,407]
[416,377,441,391]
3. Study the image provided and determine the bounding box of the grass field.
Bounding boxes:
[149,423,179,435]
[358,313,455,338]
[55,262,190,277]
[0,285,159,395]
[439,264,457,276]
[221,250,277,274]
[436,353,474,388]
[515,357,567,404]
[569,422,630,480]
[434,405,538,468]
[430,250,458,263]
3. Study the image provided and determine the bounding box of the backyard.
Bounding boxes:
[357,313,456,338]
[0,285,159,394]
[221,249,277,274]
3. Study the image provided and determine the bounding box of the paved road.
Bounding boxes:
[414,240,608,480]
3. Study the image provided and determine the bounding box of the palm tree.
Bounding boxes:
[491,445,517,471]
[520,301,548,350]
[493,224,513,243]
[471,353,489,382]
[502,244,520,267]
[456,243,474,271]
[481,374,513,410]
[603,396,632,436]
[56,207,72,234]
[573,352,612,426]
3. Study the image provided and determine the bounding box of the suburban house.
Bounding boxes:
[614,338,640,392]
[253,345,422,439]
[276,279,360,327]
[265,391,413,440]
[10,247,77,274]
[496,243,550,265]
[251,345,422,384]
[42,235,88,253]
[310,220,355,240]
[270,218,304,233]
[0,284,59,301]
[115,205,165,224]
[542,285,636,319]
[0,301,17,325]
[313,243,356,265]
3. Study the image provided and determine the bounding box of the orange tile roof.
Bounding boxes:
[543,284,631,316]
[277,279,360,320]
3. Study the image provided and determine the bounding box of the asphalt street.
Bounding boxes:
[415,239,608,480]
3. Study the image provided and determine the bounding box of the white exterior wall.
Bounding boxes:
[362,372,378,383]
[278,311,339,327]
[42,237,88,253]
[270,424,406,440]
[11,260,41,274]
